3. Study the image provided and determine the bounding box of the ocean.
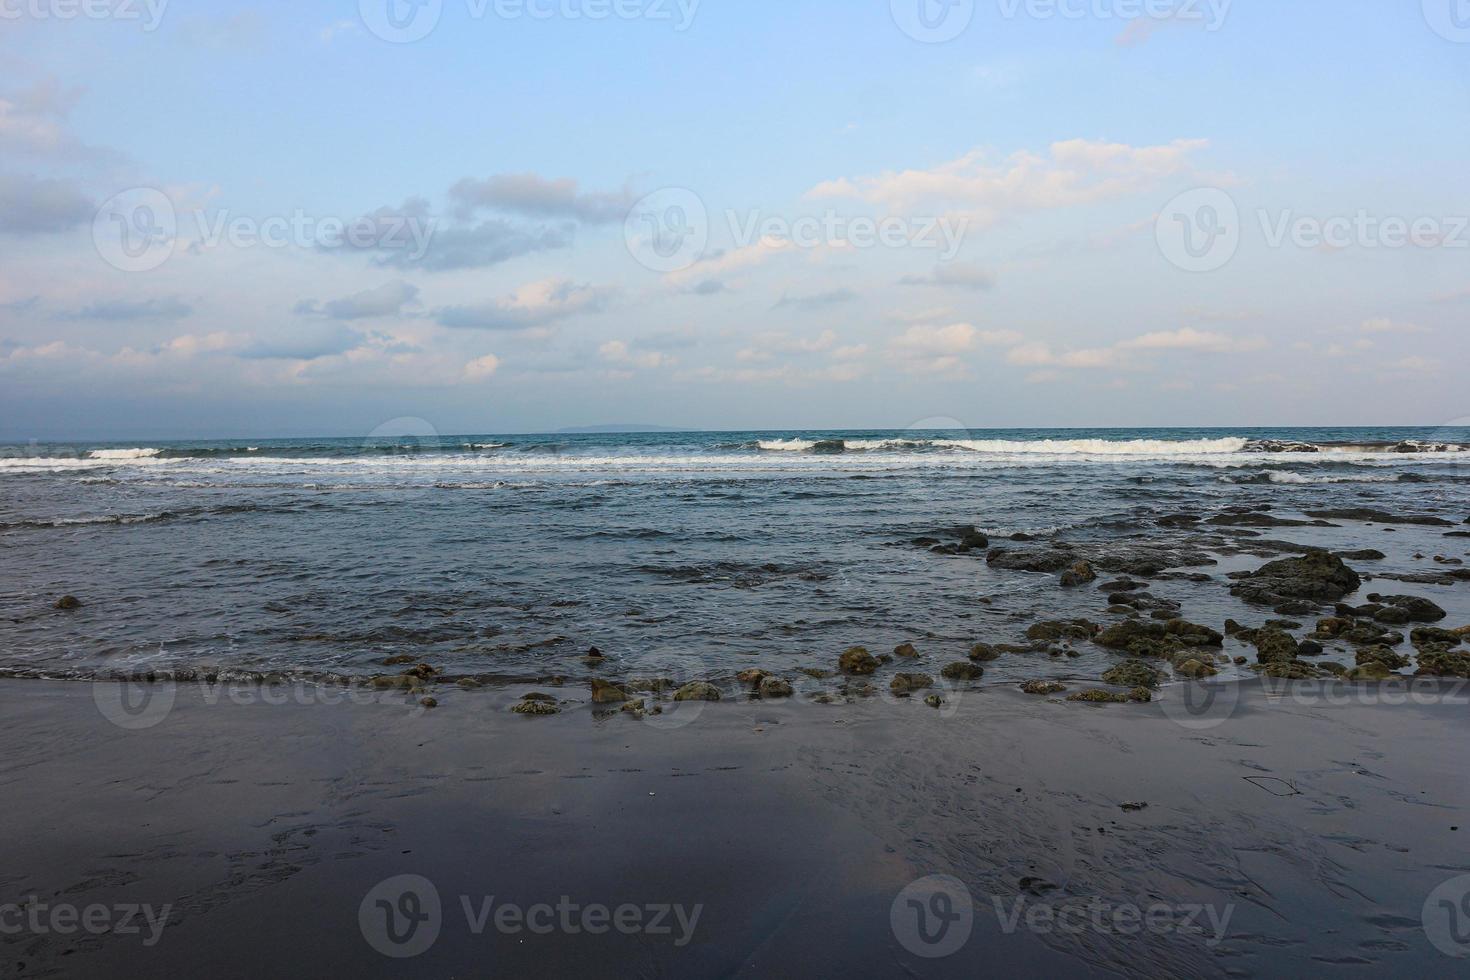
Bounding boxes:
[3,426,1468,691]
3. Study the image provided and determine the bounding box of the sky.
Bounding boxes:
[1,0,1467,439]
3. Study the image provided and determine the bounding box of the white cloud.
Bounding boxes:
[809,138,1210,225]
[600,340,673,370]
[891,322,1021,355]
[1359,318,1428,335]
[1119,328,1267,353]
[463,354,501,381]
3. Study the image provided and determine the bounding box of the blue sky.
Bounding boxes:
[1,0,1467,438]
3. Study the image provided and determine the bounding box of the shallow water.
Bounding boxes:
[3,427,1468,687]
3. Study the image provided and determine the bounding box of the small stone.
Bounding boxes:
[1020,680,1067,695]
[419,697,438,709]
[512,700,560,716]
[54,595,82,610]
[924,694,943,709]
[893,642,920,658]
[1059,560,1097,587]
[1175,659,1219,679]
[941,662,984,681]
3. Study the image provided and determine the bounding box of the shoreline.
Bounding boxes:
[4,678,1469,976]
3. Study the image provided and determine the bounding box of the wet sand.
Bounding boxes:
[3,678,1469,977]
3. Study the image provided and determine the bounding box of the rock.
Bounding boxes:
[1027,619,1100,642]
[1344,663,1394,681]
[382,655,417,666]
[1305,508,1454,527]
[1175,659,1219,678]
[1356,646,1410,670]
[893,642,920,658]
[1101,660,1164,688]
[958,529,990,550]
[1164,619,1224,647]
[1095,619,1163,650]
[1314,617,1353,638]
[799,668,835,679]
[1100,578,1148,593]
[1067,687,1152,704]
[457,678,484,690]
[736,668,770,684]
[402,664,438,679]
[987,547,1077,573]
[1412,627,1462,648]
[1059,561,1097,587]
[839,647,878,675]
[54,595,82,610]
[1366,594,1448,623]
[968,643,1001,662]
[1252,627,1301,664]
[757,676,794,698]
[1335,549,1386,561]
[1020,680,1068,695]
[1416,649,1470,678]
[1230,550,1361,606]
[590,679,630,703]
[673,682,721,702]
[1253,661,1324,679]
[924,694,944,709]
[521,692,558,703]
[1224,619,1248,635]
[1297,639,1324,657]
[512,699,560,715]
[941,662,984,681]
[585,646,605,660]
[1373,606,1412,626]
[890,673,934,695]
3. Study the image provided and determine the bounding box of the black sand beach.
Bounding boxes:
[4,677,1469,977]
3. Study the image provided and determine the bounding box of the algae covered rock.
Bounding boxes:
[1101,660,1164,689]
[673,681,721,702]
[1365,593,1447,623]
[1175,659,1219,679]
[968,643,1001,662]
[893,642,920,659]
[757,676,793,698]
[1416,648,1470,678]
[1252,627,1301,665]
[1356,646,1410,670]
[1059,561,1097,587]
[941,662,984,681]
[54,595,83,610]
[512,699,560,715]
[1067,687,1152,704]
[590,679,630,703]
[890,673,934,695]
[1230,550,1361,606]
[839,647,879,675]
[1020,680,1068,695]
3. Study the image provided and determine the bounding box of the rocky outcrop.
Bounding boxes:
[1229,550,1361,606]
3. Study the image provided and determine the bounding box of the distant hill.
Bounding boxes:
[556,424,692,434]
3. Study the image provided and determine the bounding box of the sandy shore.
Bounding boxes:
[3,677,1469,977]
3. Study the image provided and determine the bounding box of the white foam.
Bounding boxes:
[757,439,817,451]
[89,448,162,460]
